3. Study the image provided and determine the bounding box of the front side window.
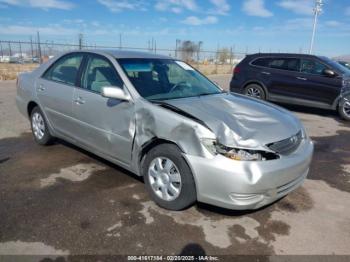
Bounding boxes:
[81,55,123,93]
[118,59,222,100]
[300,59,329,75]
[43,54,83,86]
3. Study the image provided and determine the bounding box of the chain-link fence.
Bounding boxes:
[0,39,250,79]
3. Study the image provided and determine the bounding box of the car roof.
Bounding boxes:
[66,49,173,60]
[247,53,319,59]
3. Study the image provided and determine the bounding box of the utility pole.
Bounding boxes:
[30,36,34,61]
[175,39,180,58]
[37,31,42,63]
[309,0,323,54]
[197,41,202,63]
[8,42,12,57]
[0,41,3,59]
[78,33,83,50]
[19,41,22,61]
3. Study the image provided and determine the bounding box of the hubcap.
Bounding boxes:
[246,87,262,99]
[148,157,182,201]
[343,101,350,117]
[32,112,45,140]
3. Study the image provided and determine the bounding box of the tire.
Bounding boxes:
[30,106,55,145]
[338,97,350,121]
[244,84,266,100]
[142,144,196,211]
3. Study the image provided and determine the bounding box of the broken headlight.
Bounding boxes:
[201,138,279,161]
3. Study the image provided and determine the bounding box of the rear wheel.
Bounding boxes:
[30,106,54,145]
[244,84,266,100]
[142,144,196,210]
[338,97,350,121]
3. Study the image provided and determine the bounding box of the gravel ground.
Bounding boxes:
[0,76,350,259]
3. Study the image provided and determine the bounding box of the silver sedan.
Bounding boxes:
[16,50,314,210]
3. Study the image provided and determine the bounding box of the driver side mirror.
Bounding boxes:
[101,86,131,101]
[323,69,337,77]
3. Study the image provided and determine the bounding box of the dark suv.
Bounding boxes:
[230,53,350,120]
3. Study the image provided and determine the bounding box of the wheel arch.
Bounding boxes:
[27,101,39,117]
[139,138,185,169]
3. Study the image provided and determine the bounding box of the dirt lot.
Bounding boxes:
[0,77,350,260]
[0,63,38,81]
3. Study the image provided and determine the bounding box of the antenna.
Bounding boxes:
[309,0,323,54]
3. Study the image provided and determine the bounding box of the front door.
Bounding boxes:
[72,54,135,166]
[293,59,342,105]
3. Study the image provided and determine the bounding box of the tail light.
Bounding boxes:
[233,67,240,74]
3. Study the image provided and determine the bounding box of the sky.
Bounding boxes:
[0,0,349,57]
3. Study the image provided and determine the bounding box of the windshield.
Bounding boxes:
[320,56,350,75]
[117,58,222,100]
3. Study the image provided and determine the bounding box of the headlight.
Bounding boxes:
[200,138,217,155]
[201,138,279,161]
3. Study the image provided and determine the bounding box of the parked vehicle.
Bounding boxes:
[338,61,350,70]
[16,50,313,211]
[230,53,350,121]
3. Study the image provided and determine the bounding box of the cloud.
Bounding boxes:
[0,0,74,10]
[324,20,342,27]
[155,0,197,13]
[182,15,218,26]
[346,7,350,16]
[97,0,146,12]
[242,0,273,18]
[209,0,230,15]
[0,24,78,35]
[278,0,314,16]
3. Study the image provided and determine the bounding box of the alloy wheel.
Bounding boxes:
[32,112,45,140]
[246,87,262,99]
[343,101,350,118]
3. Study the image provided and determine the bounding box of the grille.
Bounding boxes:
[267,131,302,155]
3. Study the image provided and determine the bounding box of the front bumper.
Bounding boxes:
[184,138,314,210]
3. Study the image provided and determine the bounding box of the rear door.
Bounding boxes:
[72,53,135,166]
[37,53,84,137]
[292,58,342,105]
[264,57,302,98]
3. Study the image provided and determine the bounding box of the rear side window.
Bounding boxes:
[252,57,300,72]
[81,55,123,93]
[251,58,271,67]
[43,54,83,86]
[300,59,329,75]
[270,58,300,71]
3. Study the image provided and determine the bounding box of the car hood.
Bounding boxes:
[165,93,301,150]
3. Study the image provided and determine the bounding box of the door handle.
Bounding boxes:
[262,71,271,75]
[74,97,85,105]
[297,77,307,81]
[37,84,45,92]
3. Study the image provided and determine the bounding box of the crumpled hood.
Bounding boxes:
[165,93,302,150]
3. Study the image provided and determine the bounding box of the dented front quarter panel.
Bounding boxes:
[130,99,216,174]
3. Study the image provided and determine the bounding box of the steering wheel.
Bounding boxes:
[169,82,190,93]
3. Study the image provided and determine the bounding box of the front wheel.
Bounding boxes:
[142,144,196,210]
[338,98,350,121]
[30,106,55,145]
